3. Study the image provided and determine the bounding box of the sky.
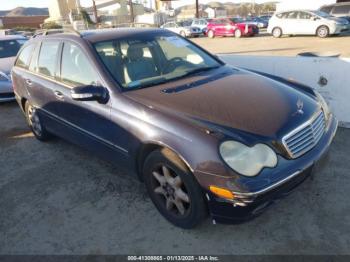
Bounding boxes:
[0,0,336,10]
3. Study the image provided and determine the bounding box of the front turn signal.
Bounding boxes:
[209,186,234,200]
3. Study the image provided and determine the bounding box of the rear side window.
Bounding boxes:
[332,5,350,14]
[15,44,34,69]
[60,42,100,87]
[37,41,60,78]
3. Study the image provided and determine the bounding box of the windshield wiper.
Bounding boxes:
[180,65,221,78]
[125,66,221,91]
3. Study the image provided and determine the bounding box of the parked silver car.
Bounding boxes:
[268,10,349,38]
[161,21,202,37]
[0,35,27,102]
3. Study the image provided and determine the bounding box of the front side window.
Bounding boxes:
[15,43,34,68]
[1,39,27,59]
[299,12,312,20]
[37,41,60,78]
[94,33,221,90]
[320,6,333,14]
[60,42,100,87]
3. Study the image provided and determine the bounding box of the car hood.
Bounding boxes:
[124,66,319,141]
[326,16,349,24]
[0,57,16,74]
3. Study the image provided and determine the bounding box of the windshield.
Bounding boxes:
[312,10,332,18]
[230,18,244,23]
[0,39,27,59]
[178,21,192,27]
[94,34,221,90]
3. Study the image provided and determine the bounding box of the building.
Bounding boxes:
[84,0,145,26]
[46,0,81,24]
[0,16,49,29]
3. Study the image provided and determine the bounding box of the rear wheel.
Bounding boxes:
[143,149,207,229]
[272,27,282,38]
[234,29,242,38]
[25,102,52,141]
[317,26,329,38]
[207,30,215,38]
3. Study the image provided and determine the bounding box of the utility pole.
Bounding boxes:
[195,0,199,18]
[92,0,99,23]
[129,0,135,23]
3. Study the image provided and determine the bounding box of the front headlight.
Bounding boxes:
[0,71,9,81]
[315,91,330,121]
[219,141,278,177]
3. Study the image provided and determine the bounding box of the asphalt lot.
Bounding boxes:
[1,100,350,255]
[192,31,350,57]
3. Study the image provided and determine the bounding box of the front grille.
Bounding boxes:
[282,111,326,158]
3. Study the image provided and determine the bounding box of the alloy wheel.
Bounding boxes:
[27,105,42,137]
[151,165,190,216]
[317,26,329,38]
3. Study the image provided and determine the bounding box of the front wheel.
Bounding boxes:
[25,102,52,141]
[143,149,207,229]
[317,26,329,38]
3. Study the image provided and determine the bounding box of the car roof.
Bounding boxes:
[31,28,174,44]
[0,35,27,41]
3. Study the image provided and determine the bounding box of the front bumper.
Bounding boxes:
[0,81,15,102]
[204,115,338,224]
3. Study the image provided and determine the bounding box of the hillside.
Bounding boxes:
[176,1,277,17]
[0,7,48,16]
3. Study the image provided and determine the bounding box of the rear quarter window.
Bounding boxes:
[15,44,35,69]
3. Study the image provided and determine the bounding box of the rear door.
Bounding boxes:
[27,40,62,119]
[280,11,299,34]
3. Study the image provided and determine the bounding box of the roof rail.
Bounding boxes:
[41,28,81,37]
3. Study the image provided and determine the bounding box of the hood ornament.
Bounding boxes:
[293,98,304,116]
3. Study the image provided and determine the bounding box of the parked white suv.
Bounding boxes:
[268,10,349,38]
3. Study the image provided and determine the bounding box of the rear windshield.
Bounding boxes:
[0,39,27,59]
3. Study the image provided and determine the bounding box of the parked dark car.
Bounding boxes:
[206,18,259,38]
[12,29,337,228]
[243,16,269,28]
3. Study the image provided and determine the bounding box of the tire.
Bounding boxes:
[207,30,215,38]
[143,148,207,229]
[272,27,282,38]
[180,31,187,38]
[317,26,329,38]
[234,29,242,38]
[25,101,52,141]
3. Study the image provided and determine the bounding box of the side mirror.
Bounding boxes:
[312,16,319,21]
[71,85,109,104]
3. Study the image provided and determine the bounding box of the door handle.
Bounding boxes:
[54,90,65,100]
[25,79,32,86]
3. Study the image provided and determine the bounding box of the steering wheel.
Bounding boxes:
[164,57,185,73]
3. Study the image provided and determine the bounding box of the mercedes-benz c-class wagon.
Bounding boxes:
[12,29,337,228]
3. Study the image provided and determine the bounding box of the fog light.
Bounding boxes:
[209,186,234,200]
